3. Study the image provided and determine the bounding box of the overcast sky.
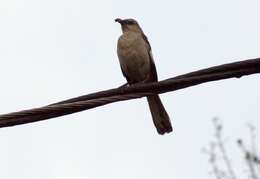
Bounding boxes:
[0,0,260,178]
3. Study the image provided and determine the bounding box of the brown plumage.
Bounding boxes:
[115,18,172,135]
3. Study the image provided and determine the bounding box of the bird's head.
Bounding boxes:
[115,18,143,33]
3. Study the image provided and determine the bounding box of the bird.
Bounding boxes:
[115,18,172,135]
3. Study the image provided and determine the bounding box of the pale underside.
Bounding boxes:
[117,32,151,83]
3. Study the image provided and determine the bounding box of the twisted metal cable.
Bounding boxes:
[0,93,153,127]
[0,58,259,128]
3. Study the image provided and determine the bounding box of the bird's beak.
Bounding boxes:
[115,18,123,24]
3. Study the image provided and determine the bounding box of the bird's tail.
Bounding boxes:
[147,95,172,135]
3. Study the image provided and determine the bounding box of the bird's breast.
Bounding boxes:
[117,33,151,82]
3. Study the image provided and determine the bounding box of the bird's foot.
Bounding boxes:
[118,83,129,89]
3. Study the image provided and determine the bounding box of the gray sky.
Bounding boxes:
[0,0,260,178]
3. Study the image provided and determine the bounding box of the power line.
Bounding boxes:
[0,58,259,128]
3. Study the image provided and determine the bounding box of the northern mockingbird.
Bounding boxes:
[115,18,172,135]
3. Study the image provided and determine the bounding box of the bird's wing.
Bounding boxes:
[142,33,158,82]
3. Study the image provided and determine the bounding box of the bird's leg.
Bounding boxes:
[118,76,151,89]
[118,79,136,88]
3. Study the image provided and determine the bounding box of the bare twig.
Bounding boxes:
[206,120,260,179]
[237,139,259,179]
[0,58,260,128]
[248,124,257,156]
[213,118,237,179]
[237,124,260,179]
[208,142,226,179]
